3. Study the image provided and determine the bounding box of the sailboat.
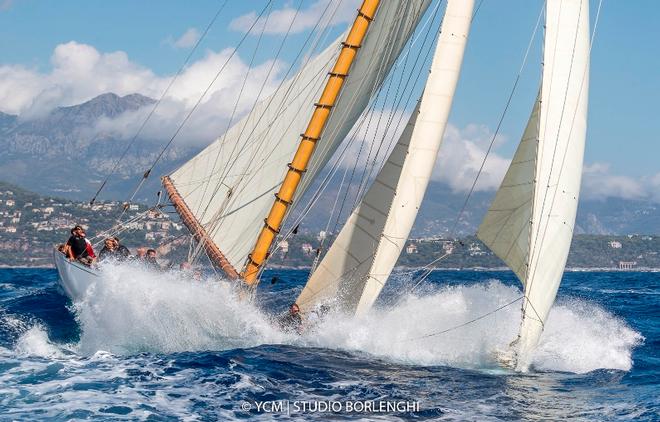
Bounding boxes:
[54,0,589,375]
[54,0,435,299]
[477,0,590,371]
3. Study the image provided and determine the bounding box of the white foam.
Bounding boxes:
[74,262,290,355]
[14,325,65,358]
[532,298,643,373]
[300,280,643,374]
[64,263,641,374]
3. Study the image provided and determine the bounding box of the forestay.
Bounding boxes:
[166,0,431,274]
[297,0,475,315]
[477,0,590,369]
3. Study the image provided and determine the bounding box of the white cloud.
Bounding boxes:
[0,41,285,146]
[171,28,200,49]
[433,124,510,192]
[0,41,156,117]
[229,0,359,35]
[335,109,510,194]
[581,163,657,201]
[1,41,656,205]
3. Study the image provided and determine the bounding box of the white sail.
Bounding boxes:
[297,0,475,315]
[166,0,431,274]
[478,0,590,369]
[477,95,540,283]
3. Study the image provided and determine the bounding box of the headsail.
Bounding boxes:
[477,0,590,369]
[163,0,431,277]
[297,0,475,316]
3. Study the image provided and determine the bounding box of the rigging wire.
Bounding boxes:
[524,0,603,310]
[329,2,437,238]
[89,0,229,205]
[402,1,546,292]
[194,0,336,229]
[269,2,439,257]
[186,0,277,263]
[186,0,344,258]
[305,1,422,274]
[120,0,275,213]
[270,9,441,269]
[401,296,524,342]
[266,2,445,297]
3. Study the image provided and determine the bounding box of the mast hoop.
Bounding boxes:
[287,163,307,173]
[263,219,281,234]
[340,42,362,49]
[274,193,293,206]
[357,10,375,22]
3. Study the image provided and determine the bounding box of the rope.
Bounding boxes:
[119,0,275,215]
[401,1,546,293]
[402,295,524,342]
[89,0,229,205]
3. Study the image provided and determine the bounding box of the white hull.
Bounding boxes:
[53,249,99,301]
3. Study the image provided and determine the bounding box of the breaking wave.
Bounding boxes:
[56,263,642,374]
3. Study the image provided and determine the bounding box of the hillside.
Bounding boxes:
[0,181,657,270]
[0,181,184,267]
[0,92,658,236]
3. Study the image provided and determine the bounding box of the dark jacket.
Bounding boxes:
[67,235,89,258]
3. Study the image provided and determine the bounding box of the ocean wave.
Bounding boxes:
[56,263,642,374]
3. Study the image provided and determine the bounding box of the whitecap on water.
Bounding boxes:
[299,279,642,374]
[62,263,642,374]
[73,261,292,355]
[14,325,65,358]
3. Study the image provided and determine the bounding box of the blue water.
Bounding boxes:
[0,265,657,420]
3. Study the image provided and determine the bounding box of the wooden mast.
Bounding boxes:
[241,0,381,286]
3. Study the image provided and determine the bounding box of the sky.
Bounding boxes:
[0,0,658,201]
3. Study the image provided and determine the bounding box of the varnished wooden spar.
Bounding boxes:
[162,176,239,279]
[242,0,381,286]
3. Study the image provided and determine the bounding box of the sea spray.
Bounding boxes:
[68,264,642,373]
[74,261,291,355]
[0,268,653,420]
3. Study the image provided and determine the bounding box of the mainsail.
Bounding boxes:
[297,0,475,316]
[477,0,590,369]
[163,0,431,278]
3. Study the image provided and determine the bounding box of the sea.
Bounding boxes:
[0,263,657,421]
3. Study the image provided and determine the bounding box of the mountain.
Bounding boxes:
[0,111,16,130]
[1,93,658,236]
[0,93,192,200]
[290,177,660,237]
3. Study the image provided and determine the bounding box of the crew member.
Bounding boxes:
[278,303,303,334]
[98,237,119,261]
[65,225,95,265]
[113,236,131,258]
[145,248,159,269]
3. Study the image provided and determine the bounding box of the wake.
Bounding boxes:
[7,263,643,374]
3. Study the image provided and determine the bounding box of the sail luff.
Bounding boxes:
[241,0,382,285]
[515,0,590,369]
[478,0,590,370]
[296,0,475,315]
